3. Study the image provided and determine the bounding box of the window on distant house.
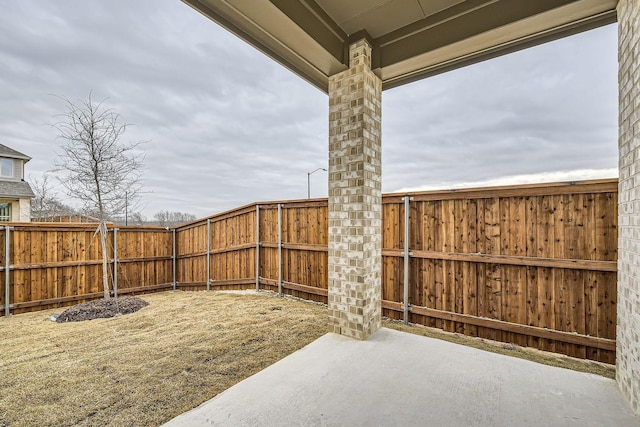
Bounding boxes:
[0,159,13,178]
[0,203,10,222]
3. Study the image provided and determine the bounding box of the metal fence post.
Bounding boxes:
[403,196,410,325]
[113,228,118,300]
[206,218,211,291]
[4,226,10,317]
[278,203,282,296]
[172,228,177,291]
[255,205,260,291]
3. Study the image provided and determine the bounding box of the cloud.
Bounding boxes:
[0,1,618,219]
[382,24,617,192]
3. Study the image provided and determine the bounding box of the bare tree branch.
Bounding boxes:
[29,172,76,220]
[52,93,145,221]
[52,93,146,299]
[153,211,197,227]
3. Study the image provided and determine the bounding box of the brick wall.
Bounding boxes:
[617,0,640,416]
[327,40,383,339]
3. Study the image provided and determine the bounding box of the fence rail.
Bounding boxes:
[381,179,618,363]
[0,223,173,315]
[0,179,618,364]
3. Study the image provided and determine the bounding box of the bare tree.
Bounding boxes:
[30,172,53,221]
[127,212,147,226]
[29,172,76,220]
[153,210,197,227]
[53,93,145,299]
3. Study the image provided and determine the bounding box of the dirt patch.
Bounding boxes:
[56,296,149,322]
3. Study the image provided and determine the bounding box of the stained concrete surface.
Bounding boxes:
[163,328,639,426]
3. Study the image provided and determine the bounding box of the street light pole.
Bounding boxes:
[307,167,327,199]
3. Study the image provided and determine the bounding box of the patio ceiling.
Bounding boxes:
[182,0,617,92]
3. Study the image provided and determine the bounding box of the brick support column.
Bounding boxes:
[327,39,382,339]
[617,0,640,416]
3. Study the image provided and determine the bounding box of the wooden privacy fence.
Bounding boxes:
[173,179,618,363]
[174,199,328,303]
[0,223,174,315]
[381,179,618,364]
[0,179,618,363]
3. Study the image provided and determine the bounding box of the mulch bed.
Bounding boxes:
[56,296,149,322]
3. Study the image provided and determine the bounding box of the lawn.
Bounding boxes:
[0,290,614,426]
[0,291,327,427]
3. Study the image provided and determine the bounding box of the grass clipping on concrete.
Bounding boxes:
[0,291,327,427]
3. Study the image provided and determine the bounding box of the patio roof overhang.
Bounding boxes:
[181,0,617,92]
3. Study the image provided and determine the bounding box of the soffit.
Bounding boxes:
[181,0,618,92]
[315,0,467,38]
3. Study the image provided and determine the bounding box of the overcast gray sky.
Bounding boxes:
[0,0,618,219]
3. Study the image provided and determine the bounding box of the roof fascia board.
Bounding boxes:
[182,0,337,91]
[381,0,617,90]
[382,9,616,89]
[379,0,578,67]
[269,0,347,64]
[182,0,618,94]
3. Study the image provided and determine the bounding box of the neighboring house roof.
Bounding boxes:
[0,180,35,198]
[0,143,31,162]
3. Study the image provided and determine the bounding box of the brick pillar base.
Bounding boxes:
[327,39,382,340]
[617,0,640,416]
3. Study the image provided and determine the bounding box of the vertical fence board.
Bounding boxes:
[0,180,618,363]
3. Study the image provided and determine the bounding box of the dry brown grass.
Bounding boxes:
[384,320,616,379]
[0,291,615,427]
[0,291,327,427]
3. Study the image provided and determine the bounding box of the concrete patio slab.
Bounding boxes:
[163,328,639,427]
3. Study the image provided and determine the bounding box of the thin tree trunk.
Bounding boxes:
[99,221,110,299]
